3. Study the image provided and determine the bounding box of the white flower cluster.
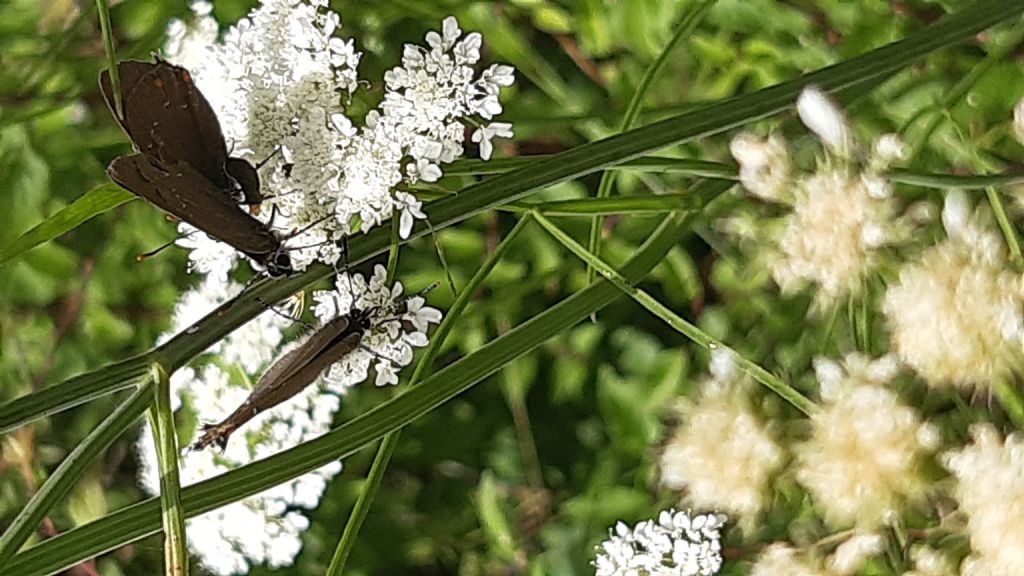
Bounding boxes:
[166,0,514,275]
[312,264,442,388]
[139,267,440,573]
[728,86,904,308]
[796,354,939,529]
[593,510,726,576]
[883,190,1024,389]
[748,534,884,576]
[659,348,784,528]
[138,363,341,574]
[132,1,489,572]
[943,424,1024,576]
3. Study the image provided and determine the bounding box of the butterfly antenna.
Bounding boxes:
[136,230,196,262]
[256,145,283,170]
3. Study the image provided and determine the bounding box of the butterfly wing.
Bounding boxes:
[107,154,280,261]
[100,59,233,191]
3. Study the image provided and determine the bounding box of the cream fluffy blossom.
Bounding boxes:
[659,349,784,527]
[593,510,726,576]
[749,535,883,576]
[1013,96,1024,146]
[795,354,939,529]
[883,191,1024,389]
[771,169,896,301]
[729,86,902,307]
[942,424,1024,576]
[901,545,956,576]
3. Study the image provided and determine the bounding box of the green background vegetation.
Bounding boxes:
[1,0,1022,574]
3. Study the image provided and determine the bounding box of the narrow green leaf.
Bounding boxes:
[0,385,152,567]
[0,185,134,265]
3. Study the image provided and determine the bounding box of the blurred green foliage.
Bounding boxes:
[1,0,1020,574]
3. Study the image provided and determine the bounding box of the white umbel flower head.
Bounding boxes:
[593,510,727,576]
[312,264,442,387]
[883,192,1024,389]
[660,352,784,527]
[163,1,515,274]
[943,424,1024,576]
[796,354,939,529]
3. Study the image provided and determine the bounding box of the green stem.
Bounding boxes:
[94,0,122,119]
[986,186,1022,264]
[587,0,715,285]
[993,378,1024,429]
[533,211,817,416]
[147,364,188,576]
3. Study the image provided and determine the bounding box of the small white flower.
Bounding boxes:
[729,132,791,202]
[175,224,239,282]
[872,133,907,168]
[472,122,514,160]
[827,533,884,575]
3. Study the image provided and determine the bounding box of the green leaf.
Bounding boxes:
[0,185,135,266]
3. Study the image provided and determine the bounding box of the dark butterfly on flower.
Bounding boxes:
[100,57,292,276]
[192,304,376,451]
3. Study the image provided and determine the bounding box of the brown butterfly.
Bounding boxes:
[100,57,291,276]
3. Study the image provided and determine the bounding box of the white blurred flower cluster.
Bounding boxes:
[593,510,726,576]
[659,348,784,528]
[943,424,1024,576]
[883,190,1024,390]
[727,85,905,308]
[748,534,884,576]
[796,354,939,529]
[167,0,515,274]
